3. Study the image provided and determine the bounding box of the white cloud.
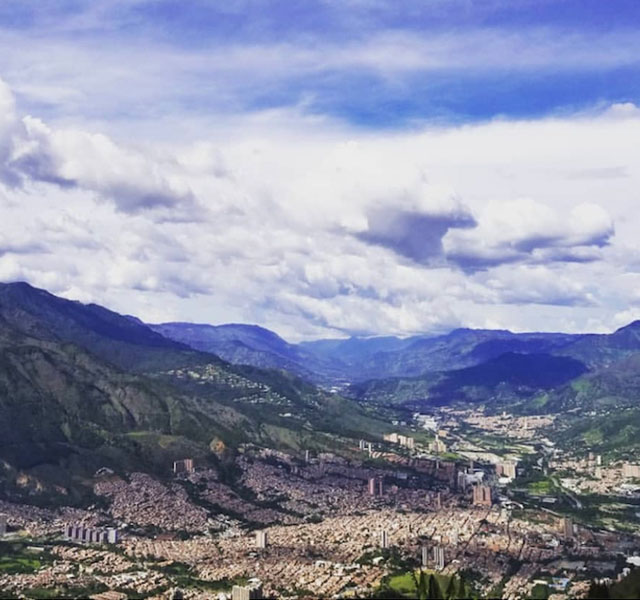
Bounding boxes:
[0,75,639,340]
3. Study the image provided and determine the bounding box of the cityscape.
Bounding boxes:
[2,1,640,599]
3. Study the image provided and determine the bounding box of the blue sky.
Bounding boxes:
[0,1,639,339]
[2,0,640,128]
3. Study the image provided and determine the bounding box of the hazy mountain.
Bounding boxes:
[154,322,586,385]
[150,322,344,383]
[349,352,588,407]
[558,320,640,368]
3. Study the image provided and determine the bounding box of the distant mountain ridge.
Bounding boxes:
[0,282,391,502]
[154,320,590,385]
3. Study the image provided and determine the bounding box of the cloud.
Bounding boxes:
[7,115,197,214]
[0,71,638,340]
[443,199,614,270]
[354,182,476,262]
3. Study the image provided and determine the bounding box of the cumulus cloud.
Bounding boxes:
[443,199,614,270]
[0,81,197,215]
[0,71,638,339]
[355,182,476,262]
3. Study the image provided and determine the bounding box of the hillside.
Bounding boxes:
[0,316,235,502]
[151,322,344,384]
[558,320,640,368]
[0,282,217,372]
[350,352,588,408]
[0,283,392,503]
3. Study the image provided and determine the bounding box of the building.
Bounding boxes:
[380,530,389,549]
[434,491,442,510]
[65,524,118,545]
[0,513,6,537]
[255,530,268,549]
[496,461,517,479]
[472,485,492,506]
[421,545,429,567]
[232,579,263,600]
[359,439,366,450]
[562,517,574,539]
[429,435,447,454]
[433,545,445,570]
[173,459,195,475]
[623,464,640,478]
[384,433,399,444]
[368,477,384,497]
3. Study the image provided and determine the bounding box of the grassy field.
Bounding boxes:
[377,570,468,599]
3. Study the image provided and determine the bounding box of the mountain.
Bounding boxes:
[301,328,583,383]
[349,352,588,407]
[150,322,344,384]
[558,320,640,368]
[0,282,391,502]
[0,282,215,372]
[153,323,586,385]
[0,315,234,502]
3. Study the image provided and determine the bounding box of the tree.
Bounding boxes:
[444,576,457,599]
[428,574,444,600]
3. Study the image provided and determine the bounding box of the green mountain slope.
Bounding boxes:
[351,352,588,407]
[0,282,218,372]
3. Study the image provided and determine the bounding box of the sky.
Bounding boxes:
[1,0,640,341]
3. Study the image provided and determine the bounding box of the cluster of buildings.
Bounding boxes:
[623,463,640,478]
[64,524,119,545]
[383,432,415,449]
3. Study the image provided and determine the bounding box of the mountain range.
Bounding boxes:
[0,282,389,503]
[4,280,640,502]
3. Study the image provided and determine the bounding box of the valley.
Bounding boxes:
[1,282,640,599]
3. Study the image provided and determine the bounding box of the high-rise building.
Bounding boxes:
[232,579,263,600]
[496,461,517,479]
[64,524,119,545]
[255,530,268,549]
[421,545,429,567]
[0,513,7,537]
[173,459,195,475]
[380,530,389,549]
[472,485,492,506]
[384,433,399,444]
[562,517,574,539]
[359,439,366,451]
[433,545,445,570]
[623,463,640,478]
[430,435,447,454]
[368,477,384,497]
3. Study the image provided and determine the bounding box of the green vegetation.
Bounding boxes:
[374,569,470,599]
[0,542,52,575]
[588,567,640,599]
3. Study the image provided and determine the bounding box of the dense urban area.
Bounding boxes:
[2,407,640,599]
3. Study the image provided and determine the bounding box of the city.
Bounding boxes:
[2,406,640,599]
